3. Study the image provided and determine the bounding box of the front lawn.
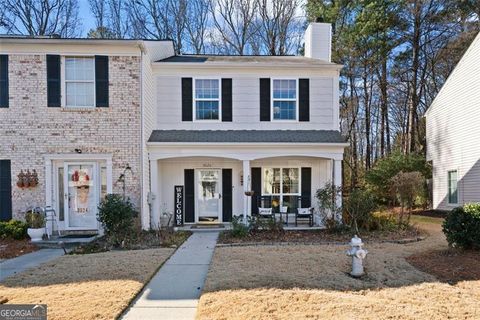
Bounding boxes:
[197,219,480,319]
[0,248,175,320]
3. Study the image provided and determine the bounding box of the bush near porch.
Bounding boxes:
[443,203,480,250]
[0,220,38,260]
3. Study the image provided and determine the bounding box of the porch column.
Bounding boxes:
[45,159,52,207]
[333,159,342,221]
[242,160,251,223]
[149,159,160,229]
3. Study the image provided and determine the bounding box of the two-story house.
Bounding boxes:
[0,37,173,231]
[426,31,480,211]
[0,23,346,232]
[145,23,346,227]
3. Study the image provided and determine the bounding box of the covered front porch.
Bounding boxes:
[146,137,346,229]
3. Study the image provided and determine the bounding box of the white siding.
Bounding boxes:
[154,67,339,130]
[156,157,331,224]
[426,32,480,210]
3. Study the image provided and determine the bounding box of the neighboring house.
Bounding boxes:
[0,22,346,231]
[0,37,173,231]
[426,31,480,211]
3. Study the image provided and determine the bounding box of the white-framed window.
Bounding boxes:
[448,170,458,204]
[262,167,300,208]
[272,79,297,121]
[194,78,221,120]
[64,57,95,108]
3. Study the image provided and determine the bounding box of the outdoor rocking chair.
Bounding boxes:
[295,207,314,227]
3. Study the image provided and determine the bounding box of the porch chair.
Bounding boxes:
[295,207,314,227]
[258,207,274,221]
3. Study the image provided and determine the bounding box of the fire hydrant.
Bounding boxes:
[346,235,368,277]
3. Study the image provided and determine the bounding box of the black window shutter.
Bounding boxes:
[0,55,8,108]
[301,167,312,208]
[260,78,270,121]
[46,55,61,107]
[299,79,310,121]
[251,167,262,215]
[222,169,233,222]
[95,55,109,107]
[222,78,232,122]
[182,78,193,121]
[184,169,195,223]
[0,160,12,221]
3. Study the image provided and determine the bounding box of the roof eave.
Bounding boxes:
[152,61,343,70]
[147,141,349,147]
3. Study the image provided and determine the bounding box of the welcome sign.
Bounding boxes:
[174,185,184,226]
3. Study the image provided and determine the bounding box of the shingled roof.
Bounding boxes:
[156,55,337,66]
[148,130,346,144]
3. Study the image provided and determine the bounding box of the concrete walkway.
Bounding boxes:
[122,232,219,320]
[0,248,64,281]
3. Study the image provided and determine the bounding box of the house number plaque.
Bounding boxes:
[174,185,184,226]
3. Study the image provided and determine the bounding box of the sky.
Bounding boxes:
[78,0,96,36]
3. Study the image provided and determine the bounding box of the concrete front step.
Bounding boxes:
[34,234,99,249]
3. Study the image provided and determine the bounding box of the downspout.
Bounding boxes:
[138,42,152,230]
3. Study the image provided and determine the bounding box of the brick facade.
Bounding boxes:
[0,54,142,219]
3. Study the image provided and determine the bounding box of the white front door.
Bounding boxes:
[64,163,99,230]
[197,169,222,222]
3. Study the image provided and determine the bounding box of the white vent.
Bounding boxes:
[304,23,332,62]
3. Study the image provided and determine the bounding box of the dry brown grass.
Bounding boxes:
[0,248,174,320]
[197,217,480,319]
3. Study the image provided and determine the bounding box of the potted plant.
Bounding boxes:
[25,210,45,242]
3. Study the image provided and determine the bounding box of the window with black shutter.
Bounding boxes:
[182,78,193,121]
[47,55,61,107]
[221,78,232,122]
[0,55,8,108]
[95,55,109,107]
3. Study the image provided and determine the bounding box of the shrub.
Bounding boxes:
[231,216,249,238]
[0,220,29,240]
[365,152,431,204]
[390,171,425,223]
[98,194,137,246]
[25,211,45,228]
[443,203,480,249]
[344,188,377,234]
[316,182,342,228]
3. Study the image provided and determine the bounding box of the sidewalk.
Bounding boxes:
[122,231,219,320]
[0,249,64,281]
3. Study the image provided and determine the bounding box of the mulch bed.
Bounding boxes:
[70,230,192,254]
[0,239,38,260]
[219,227,424,245]
[412,209,448,218]
[407,249,480,283]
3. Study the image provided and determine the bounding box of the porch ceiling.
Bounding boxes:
[148,130,346,144]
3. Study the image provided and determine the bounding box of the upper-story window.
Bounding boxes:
[65,57,95,108]
[272,79,297,121]
[194,79,220,120]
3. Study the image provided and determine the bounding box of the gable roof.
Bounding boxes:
[148,130,347,144]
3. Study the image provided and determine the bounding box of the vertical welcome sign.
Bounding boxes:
[174,185,184,226]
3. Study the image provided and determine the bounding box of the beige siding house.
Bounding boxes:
[426,32,480,211]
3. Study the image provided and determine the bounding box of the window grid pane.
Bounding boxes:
[263,168,299,196]
[195,79,220,120]
[65,57,95,107]
[272,79,297,120]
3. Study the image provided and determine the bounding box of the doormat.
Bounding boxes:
[191,224,225,229]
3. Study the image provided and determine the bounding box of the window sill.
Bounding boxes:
[57,107,105,113]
